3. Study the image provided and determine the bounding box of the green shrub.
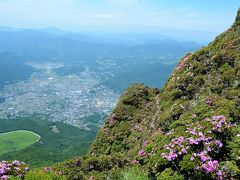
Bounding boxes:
[122,166,149,180]
[156,168,184,180]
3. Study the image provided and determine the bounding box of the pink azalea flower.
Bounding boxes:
[43,166,52,173]
[188,137,195,145]
[207,146,212,152]
[215,140,223,148]
[138,149,146,157]
[217,170,223,176]
[200,155,209,162]
[181,148,187,154]
[167,152,178,161]
[198,132,204,136]
[161,153,167,158]
[202,160,218,173]
[143,140,149,146]
[1,175,8,180]
[205,98,212,106]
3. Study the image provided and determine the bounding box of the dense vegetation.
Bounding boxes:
[2,8,240,180]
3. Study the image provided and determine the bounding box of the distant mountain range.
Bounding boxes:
[0,25,206,44]
[0,26,202,59]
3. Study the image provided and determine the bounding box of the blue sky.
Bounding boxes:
[0,0,239,36]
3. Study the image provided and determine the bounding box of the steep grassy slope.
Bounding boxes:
[3,9,240,180]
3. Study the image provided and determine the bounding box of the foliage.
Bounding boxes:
[24,168,66,180]
[121,166,149,180]
[156,168,184,180]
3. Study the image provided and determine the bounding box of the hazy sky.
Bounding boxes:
[0,0,239,34]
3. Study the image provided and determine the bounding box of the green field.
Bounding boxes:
[0,117,97,167]
[0,130,40,156]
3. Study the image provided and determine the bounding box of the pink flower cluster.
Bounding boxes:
[202,160,218,173]
[205,97,212,106]
[143,140,149,146]
[194,151,212,162]
[161,136,188,161]
[210,115,232,133]
[138,149,146,157]
[200,160,225,180]
[161,115,232,179]
[205,97,216,108]
[135,125,143,132]
[43,166,52,173]
[0,160,29,179]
